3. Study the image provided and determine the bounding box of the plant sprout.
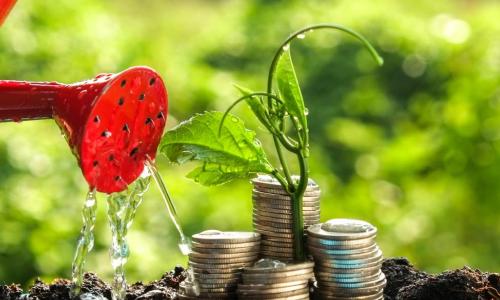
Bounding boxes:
[161,24,383,260]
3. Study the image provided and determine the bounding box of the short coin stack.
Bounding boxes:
[181,230,261,299]
[238,259,314,300]
[252,174,321,261]
[306,219,386,300]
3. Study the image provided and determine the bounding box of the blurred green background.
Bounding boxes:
[0,0,499,287]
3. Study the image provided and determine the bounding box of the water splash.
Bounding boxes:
[179,266,200,297]
[145,158,191,255]
[107,168,151,300]
[71,189,98,297]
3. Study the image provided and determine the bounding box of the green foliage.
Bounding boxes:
[160,112,273,186]
[275,50,308,132]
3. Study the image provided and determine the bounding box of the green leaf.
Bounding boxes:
[160,111,273,186]
[275,49,308,130]
[234,84,272,129]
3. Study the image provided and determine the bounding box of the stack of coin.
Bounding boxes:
[306,219,386,299]
[238,259,314,300]
[180,230,261,299]
[252,175,321,261]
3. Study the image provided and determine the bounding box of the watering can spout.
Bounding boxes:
[0,67,169,194]
[0,81,62,121]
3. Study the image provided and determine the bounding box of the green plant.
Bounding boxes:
[160,24,383,260]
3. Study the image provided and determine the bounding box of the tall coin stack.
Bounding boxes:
[252,175,321,261]
[180,230,261,299]
[306,219,386,300]
[238,259,314,300]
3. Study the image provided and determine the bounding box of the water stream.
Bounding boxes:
[70,160,189,300]
[145,158,191,255]
[107,168,151,300]
[71,189,98,297]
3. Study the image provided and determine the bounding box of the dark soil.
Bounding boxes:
[0,266,185,300]
[0,259,498,300]
[382,257,500,300]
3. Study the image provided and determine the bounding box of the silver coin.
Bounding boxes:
[314,263,382,275]
[307,239,376,250]
[314,255,383,269]
[191,245,260,255]
[237,279,309,290]
[194,272,242,280]
[238,286,309,299]
[237,282,308,294]
[254,228,296,237]
[316,290,384,300]
[242,273,313,284]
[254,186,321,197]
[192,267,244,275]
[252,197,320,207]
[307,235,376,246]
[307,247,381,260]
[315,270,382,283]
[190,261,254,270]
[318,272,386,289]
[306,243,378,255]
[242,269,313,280]
[307,219,377,240]
[252,190,320,201]
[252,174,319,189]
[317,280,386,296]
[191,241,260,249]
[192,230,261,244]
[189,250,260,259]
[308,249,383,264]
[189,255,259,265]
[252,206,319,215]
[253,209,320,219]
[253,213,320,223]
[244,261,314,273]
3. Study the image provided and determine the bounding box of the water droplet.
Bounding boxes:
[282,44,290,51]
[178,239,192,255]
[297,33,306,39]
[231,117,239,123]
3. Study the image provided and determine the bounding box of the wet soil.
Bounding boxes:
[0,259,498,300]
[382,257,500,300]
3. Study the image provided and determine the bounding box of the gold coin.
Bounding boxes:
[192,267,243,275]
[190,261,254,270]
[192,230,260,244]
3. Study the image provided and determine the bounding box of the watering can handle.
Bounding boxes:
[0,0,17,25]
[0,81,62,121]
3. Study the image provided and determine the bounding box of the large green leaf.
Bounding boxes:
[159,111,273,186]
[275,49,308,130]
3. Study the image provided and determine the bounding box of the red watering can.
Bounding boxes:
[0,67,168,194]
[0,0,16,25]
